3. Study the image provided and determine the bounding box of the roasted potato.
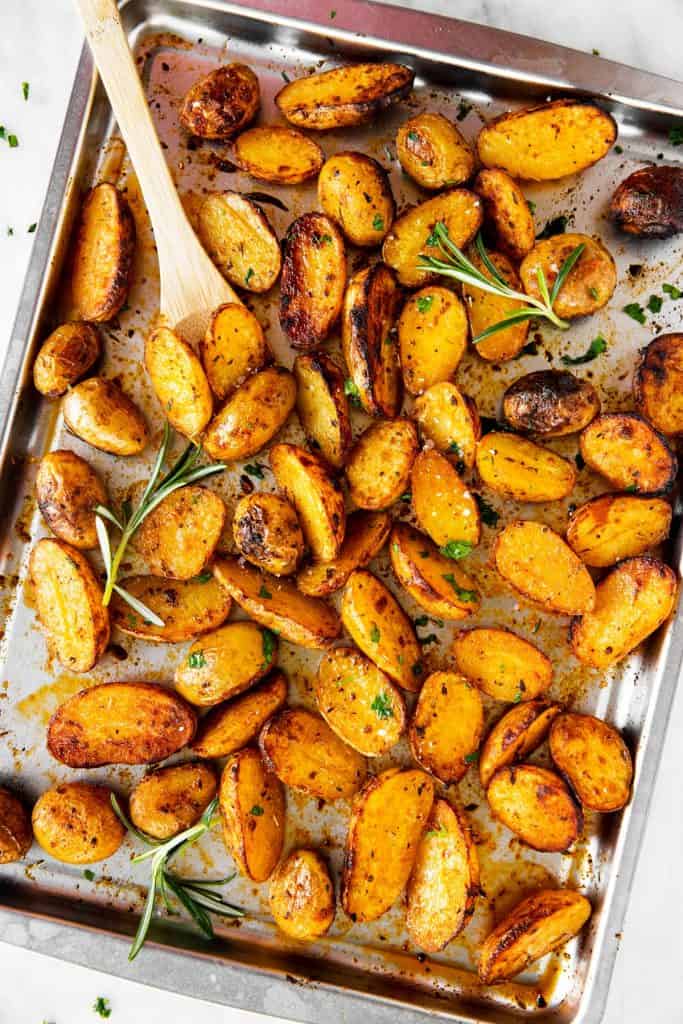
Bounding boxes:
[201,303,271,401]
[412,448,481,549]
[29,538,110,672]
[579,413,677,494]
[566,494,672,567]
[219,748,285,882]
[341,569,422,691]
[233,492,304,576]
[35,450,106,550]
[275,62,414,131]
[175,621,277,707]
[480,701,561,789]
[409,671,484,785]
[269,849,335,941]
[270,443,345,563]
[111,574,232,642]
[397,112,475,190]
[0,787,32,864]
[462,248,530,361]
[179,63,260,138]
[503,370,600,437]
[213,556,341,649]
[294,352,352,470]
[610,165,683,238]
[453,627,553,703]
[487,764,582,852]
[390,522,481,620]
[341,263,402,418]
[342,767,434,923]
[297,510,391,597]
[570,556,677,668]
[129,762,217,839]
[70,183,135,322]
[318,152,395,246]
[413,383,481,469]
[63,377,148,456]
[279,213,346,349]
[315,646,406,757]
[478,889,592,984]
[634,333,683,436]
[260,707,367,801]
[520,233,617,319]
[203,365,296,462]
[398,287,468,395]
[198,195,281,295]
[145,325,213,440]
[493,521,596,615]
[191,672,288,759]
[477,100,616,181]
[346,419,418,510]
[32,782,125,865]
[474,168,535,261]
[135,485,226,580]
[475,431,576,503]
[233,125,323,184]
[33,321,101,397]
[549,712,632,812]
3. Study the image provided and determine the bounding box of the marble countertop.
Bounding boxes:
[1,1,681,1022]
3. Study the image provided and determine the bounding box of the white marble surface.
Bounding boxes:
[1,1,682,1022]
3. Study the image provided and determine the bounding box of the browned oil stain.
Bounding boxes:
[16,672,101,725]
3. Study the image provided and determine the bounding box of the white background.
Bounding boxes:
[1,1,682,1022]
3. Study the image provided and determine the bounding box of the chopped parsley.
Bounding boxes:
[250,805,264,816]
[93,998,112,1019]
[344,378,361,407]
[464,750,479,764]
[187,651,206,669]
[663,283,682,300]
[476,494,499,527]
[281,70,290,83]
[22,81,30,101]
[536,214,568,239]
[561,335,607,365]
[625,483,638,493]
[399,491,412,503]
[425,221,446,247]
[8,134,18,148]
[425,826,447,838]
[416,294,434,313]
[439,540,473,560]
[28,222,37,233]
[320,233,333,245]
[669,126,683,147]
[591,47,600,56]
[330,8,336,17]
[6,226,13,236]
[623,302,646,324]
[414,615,429,628]
[447,440,462,456]
[532,620,541,634]
[370,623,380,643]
[244,267,255,286]
[372,214,384,231]
[83,869,96,881]
[258,584,272,600]
[418,632,438,646]
[456,99,472,121]
[648,294,663,313]
[442,574,477,603]
[244,462,266,479]
[192,571,213,584]
[513,690,523,703]
[262,628,277,667]
[588,286,599,300]
[527,199,537,215]
[614,144,623,154]
[371,692,394,719]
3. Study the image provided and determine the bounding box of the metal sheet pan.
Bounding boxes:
[1,2,683,1022]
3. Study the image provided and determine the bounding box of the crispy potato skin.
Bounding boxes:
[70,183,136,322]
[579,413,677,494]
[135,485,226,580]
[634,333,683,436]
[487,764,582,852]
[318,152,395,245]
[269,849,335,941]
[63,378,148,456]
[279,213,346,350]
[275,62,414,131]
[129,763,217,839]
[36,450,106,550]
[566,494,672,567]
[145,325,213,439]
[413,383,481,469]
[233,492,304,576]
[453,627,553,703]
[397,112,475,190]
[198,194,281,295]
[412,448,481,548]
[549,713,632,812]
[479,702,561,789]
[201,303,271,401]
[346,419,418,510]
[294,352,352,470]
[270,443,346,563]
[463,248,530,361]
[342,263,403,418]
[191,672,288,759]
[179,63,260,138]
[475,431,576,503]
[33,322,101,397]
[219,748,285,882]
[111,574,232,643]
[610,165,683,238]
[475,168,535,261]
[297,510,391,597]
[520,233,617,319]
[398,287,468,395]
[32,782,125,864]
[390,522,480,621]
[409,671,484,785]
[0,787,32,864]
[503,370,600,437]
[175,621,277,706]
[203,365,296,462]
[233,125,324,184]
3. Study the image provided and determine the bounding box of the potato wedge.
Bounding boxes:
[129,763,217,839]
[35,450,106,550]
[0,788,32,864]
[175,621,277,707]
[520,233,616,319]
[203,365,296,462]
[33,321,101,397]
[453,627,553,703]
[382,189,482,288]
[634,333,683,436]
[610,165,683,239]
[342,767,434,923]
[341,569,422,691]
[294,352,352,469]
[111,574,232,642]
[297,510,391,597]
[549,712,632,812]
[198,194,281,295]
[269,849,335,941]
[487,765,582,852]
[233,492,304,576]
[275,62,414,131]
[29,538,110,673]
[260,707,367,801]
[412,448,481,549]
[63,377,148,456]
[503,370,600,437]
[409,671,484,784]
[341,263,402,418]
[413,383,481,469]
[475,431,576,503]
[570,556,677,668]
[480,701,561,789]
[201,303,270,401]
[579,413,677,495]
[478,889,592,984]
[462,248,530,361]
[346,419,417,510]
[398,287,468,395]
[213,556,341,649]
[32,782,125,865]
[474,168,535,261]
[318,151,394,246]
[270,443,345,563]
[315,646,406,757]
[179,63,260,138]
[145,325,213,440]
[219,748,285,882]
[390,522,480,621]
[233,125,323,184]
[70,183,135,322]
[135,485,226,580]
[279,213,346,349]
[191,672,288,759]
[566,494,672,567]
[493,521,596,615]
[397,112,475,190]
[406,799,480,952]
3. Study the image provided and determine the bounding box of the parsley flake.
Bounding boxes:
[22,81,30,101]
[8,134,18,148]
[244,267,255,285]
[258,584,272,600]
[344,378,361,407]
[561,335,607,365]
[663,283,682,300]
[536,214,568,239]
[476,494,499,527]
[442,574,478,603]
[192,571,213,584]
[93,997,112,1019]
[371,692,394,719]
[187,650,206,669]
[416,294,434,313]
[262,628,277,667]
[456,99,472,121]
[244,462,266,479]
[439,540,473,560]
[464,750,479,764]
[669,126,683,147]
[370,623,380,643]
[372,214,384,231]
[83,869,96,881]
[250,805,264,816]
[28,222,37,233]
[623,302,646,324]
[648,294,663,313]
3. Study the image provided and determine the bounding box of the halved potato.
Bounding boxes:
[110,574,232,642]
[475,432,576,503]
[318,151,394,246]
[191,672,288,759]
[0,788,32,864]
[201,302,270,401]
[570,556,677,668]
[346,419,418,510]
[275,62,414,131]
[294,352,352,470]
[341,263,402,418]
[47,681,196,767]
[269,849,335,941]
[35,450,106,550]
[453,627,553,703]
[409,671,484,785]
[233,125,324,184]
[33,322,101,397]
[390,522,480,621]
[145,325,213,440]
[503,370,600,437]
[70,183,135,322]
[135,485,226,580]
[203,365,296,462]
[29,538,110,673]
[397,112,475,190]
[549,712,632,812]
[179,63,260,138]
[270,443,345,563]
[413,383,481,469]
[198,194,281,294]
[32,782,125,865]
[462,248,530,361]
[219,748,285,882]
[579,413,677,495]
[566,494,672,567]
[520,234,616,319]
[342,767,434,923]
[174,621,277,707]
[297,510,391,597]
[259,707,367,801]
[634,333,683,435]
[487,764,582,852]
[233,492,304,576]
[493,521,596,615]
[398,287,468,395]
[610,165,683,239]
[129,762,217,839]
[279,213,346,349]
[474,168,535,261]
[63,378,148,456]
[480,701,561,789]
[412,448,481,548]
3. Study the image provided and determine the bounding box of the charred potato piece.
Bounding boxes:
[180,63,260,139]
[503,370,600,437]
[480,701,561,789]
[219,748,285,882]
[191,672,288,759]
[346,419,418,510]
[233,125,324,184]
[198,194,281,294]
[294,352,352,470]
[269,849,335,941]
[0,788,32,864]
[145,325,213,440]
[63,377,148,456]
[201,303,271,401]
[462,248,530,361]
[390,522,480,621]
[32,782,125,865]
[135,485,226,580]
[397,112,475,190]
[475,431,576,503]
[409,671,484,785]
[413,383,481,469]
[412,448,481,549]
[398,287,468,395]
[33,322,101,397]
[493,521,595,615]
[318,152,394,247]
[175,621,277,707]
[270,443,345,563]
[129,762,217,839]
[487,764,582,852]
[111,574,232,642]
[279,213,346,350]
[70,183,135,322]
[520,233,616,319]
[342,263,402,418]
[35,450,106,550]
[233,492,304,576]
[453,627,553,703]
[566,494,672,567]
[579,412,677,495]
[203,365,296,462]
[634,333,683,436]
[610,165,683,238]
[297,510,391,597]
[549,712,632,812]
[275,62,414,131]
[474,168,535,261]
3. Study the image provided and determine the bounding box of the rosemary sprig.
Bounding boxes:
[111,795,244,961]
[418,223,586,343]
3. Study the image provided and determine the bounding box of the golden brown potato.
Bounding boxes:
[549,712,632,812]
[198,194,281,294]
[219,748,285,882]
[145,325,213,440]
[279,213,346,350]
[315,646,406,757]
[294,352,352,470]
[566,494,672,567]
[398,287,468,395]
[493,521,596,615]
[342,768,434,923]
[275,62,414,131]
[33,322,101,397]
[462,248,530,361]
[475,431,576,503]
[191,672,288,759]
[297,510,391,597]
[70,183,135,322]
[453,627,553,703]
[135,485,226,580]
[406,799,479,952]
[175,621,277,707]
[390,522,480,621]
[579,413,677,495]
[412,448,480,549]
[318,152,394,246]
[233,125,324,184]
[29,538,110,673]
[503,370,600,437]
[129,762,217,839]
[110,574,232,642]
[570,556,677,668]
[382,189,482,288]
[409,671,484,784]
[232,492,304,576]
[397,112,475,190]
[213,556,341,649]
[63,378,148,456]
[520,233,617,319]
[201,303,271,401]
[487,765,582,852]
[478,889,592,984]
[32,782,125,865]
[269,849,335,941]
[179,63,260,138]
[634,333,683,436]
[35,450,106,549]
[260,707,367,801]
[610,165,683,238]
[341,569,422,691]
[479,701,561,789]
[270,443,345,563]
[342,263,402,418]
[0,787,32,864]
[346,419,418,510]
[474,168,535,261]
[413,383,481,469]
[203,365,296,462]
